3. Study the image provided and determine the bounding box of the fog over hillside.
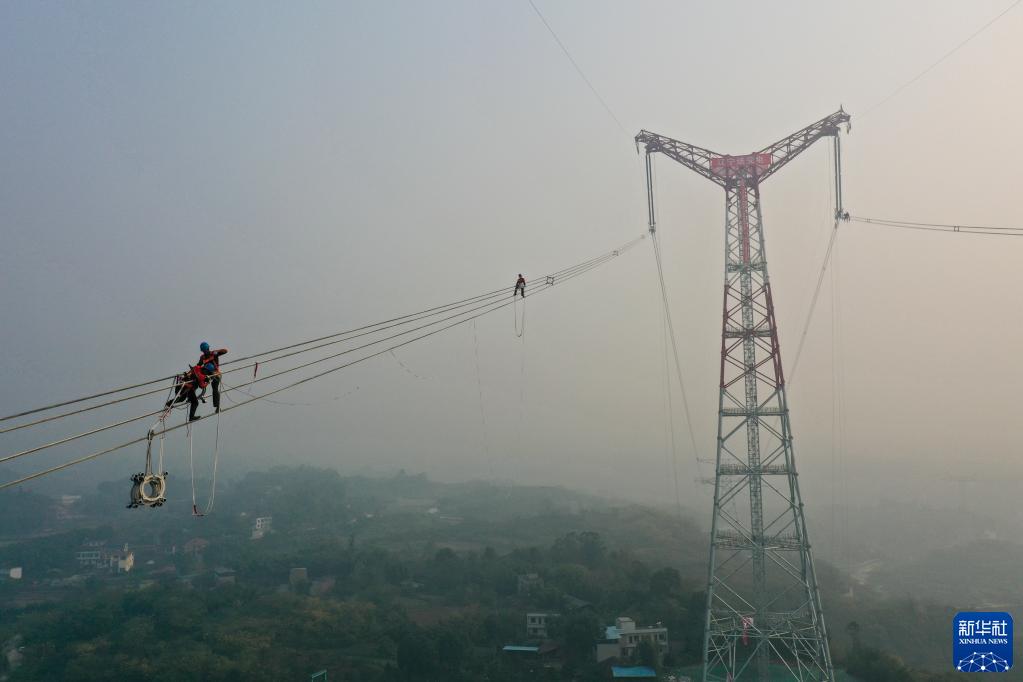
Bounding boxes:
[3,1,1022,680]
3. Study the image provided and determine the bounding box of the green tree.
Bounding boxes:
[846,620,862,649]
[562,612,601,664]
[435,626,469,673]
[649,567,681,597]
[397,628,438,678]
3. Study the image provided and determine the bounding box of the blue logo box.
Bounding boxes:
[953,612,1013,673]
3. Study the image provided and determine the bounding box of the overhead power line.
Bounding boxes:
[788,209,1022,382]
[0,249,628,465]
[1,251,617,431]
[0,242,638,488]
[0,235,644,491]
[863,0,1023,116]
[0,289,516,435]
[0,290,539,464]
[0,287,505,425]
[525,0,627,134]
[849,215,1023,237]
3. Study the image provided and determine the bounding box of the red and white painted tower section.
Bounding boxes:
[637,109,850,681]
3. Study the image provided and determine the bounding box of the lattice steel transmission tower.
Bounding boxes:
[637,109,850,681]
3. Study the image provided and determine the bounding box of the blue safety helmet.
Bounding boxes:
[200,342,210,353]
[203,362,216,374]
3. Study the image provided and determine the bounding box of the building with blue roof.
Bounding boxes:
[596,616,669,664]
[611,665,657,678]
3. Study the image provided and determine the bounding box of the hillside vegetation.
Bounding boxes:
[0,467,996,680]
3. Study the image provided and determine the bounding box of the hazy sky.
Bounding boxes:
[2,1,1022,535]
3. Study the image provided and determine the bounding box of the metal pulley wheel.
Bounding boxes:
[129,472,167,508]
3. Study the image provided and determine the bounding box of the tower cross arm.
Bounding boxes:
[755,108,850,183]
[635,130,726,187]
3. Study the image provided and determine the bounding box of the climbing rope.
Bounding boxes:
[514,296,526,338]
[188,412,220,517]
[650,233,702,468]
[187,423,196,513]
[660,304,685,522]
[156,422,166,479]
[517,327,526,455]
[471,319,495,477]
[206,413,221,515]
[128,396,173,509]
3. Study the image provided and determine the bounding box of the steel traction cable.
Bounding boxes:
[0,284,522,425]
[114,238,643,435]
[849,215,1023,237]
[220,257,618,413]
[223,244,639,412]
[1,253,615,431]
[2,283,542,433]
[1,382,187,435]
[0,288,508,424]
[0,258,601,425]
[213,251,617,380]
[210,257,620,397]
[194,247,632,403]
[853,215,1023,231]
[224,383,360,408]
[1,251,628,463]
[1,286,517,430]
[208,250,622,391]
[0,293,521,459]
[214,248,616,371]
[0,235,643,490]
[0,267,602,489]
[5,251,616,428]
[1,275,557,463]
[649,233,701,466]
[0,237,643,478]
[788,223,840,385]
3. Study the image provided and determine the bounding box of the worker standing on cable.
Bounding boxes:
[514,274,526,298]
[166,365,207,422]
[197,342,228,414]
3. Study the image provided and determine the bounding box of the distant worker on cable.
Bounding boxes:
[197,342,228,414]
[165,364,208,422]
[514,274,526,298]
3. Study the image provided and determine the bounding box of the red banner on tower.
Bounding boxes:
[741,615,754,645]
[710,153,773,177]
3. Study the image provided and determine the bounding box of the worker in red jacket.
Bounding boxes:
[197,342,228,414]
[514,274,526,298]
[165,365,207,422]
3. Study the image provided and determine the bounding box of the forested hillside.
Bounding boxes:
[0,468,994,680]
